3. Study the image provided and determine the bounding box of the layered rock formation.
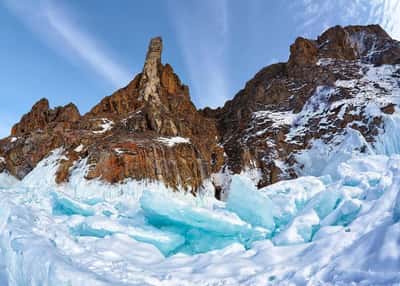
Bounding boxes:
[1,24,400,196]
[204,24,400,187]
[0,37,223,192]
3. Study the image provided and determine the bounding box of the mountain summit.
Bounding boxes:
[0,36,223,192]
[1,24,400,198]
[204,24,400,187]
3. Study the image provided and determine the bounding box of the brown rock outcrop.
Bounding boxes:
[0,36,223,193]
[205,24,400,188]
[288,38,318,67]
[11,98,50,136]
[11,99,80,136]
[381,103,396,114]
[316,25,400,65]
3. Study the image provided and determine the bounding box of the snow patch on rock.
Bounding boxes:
[74,144,84,153]
[156,136,190,147]
[93,119,114,134]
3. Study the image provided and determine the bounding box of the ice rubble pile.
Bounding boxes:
[1,140,400,284]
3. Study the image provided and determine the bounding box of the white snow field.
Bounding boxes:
[1,64,400,285]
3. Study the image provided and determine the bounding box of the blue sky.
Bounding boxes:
[1,0,399,138]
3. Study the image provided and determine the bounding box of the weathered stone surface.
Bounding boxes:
[381,103,396,114]
[11,99,80,136]
[288,38,318,67]
[139,37,163,104]
[204,24,400,188]
[1,36,223,192]
[317,25,400,65]
[11,98,49,136]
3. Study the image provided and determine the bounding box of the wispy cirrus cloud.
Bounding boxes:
[2,0,132,88]
[167,0,230,108]
[292,0,400,40]
[369,0,400,40]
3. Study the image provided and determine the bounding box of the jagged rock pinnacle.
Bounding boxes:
[145,37,162,64]
[139,37,163,104]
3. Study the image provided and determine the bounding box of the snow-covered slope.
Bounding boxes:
[209,24,400,189]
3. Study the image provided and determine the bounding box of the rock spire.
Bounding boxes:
[139,37,163,103]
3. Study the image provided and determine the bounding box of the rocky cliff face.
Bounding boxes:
[204,24,400,188]
[0,37,223,192]
[1,24,399,197]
